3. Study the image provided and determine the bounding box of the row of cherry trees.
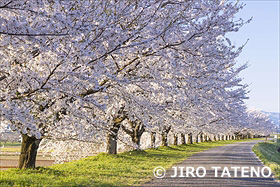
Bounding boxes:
[0,0,275,168]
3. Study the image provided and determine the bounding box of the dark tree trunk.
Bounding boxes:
[106,122,121,154]
[161,126,171,146]
[134,125,145,149]
[19,134,41,169]
[161,133,168,146]
[214,135,217,141]
[132,137,141,148]
[188,133,193,144]
[106,133,117,154]
[173,134,178,145]
[200,133,204,142]
[122,120,145,149]
[196,134,199,143]
[151,132,156,148]
[106,106,127,154]
[181,133,186,144]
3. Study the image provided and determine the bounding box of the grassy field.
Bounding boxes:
[0,147,21,152]
[0,142,21,147]
[252,141,280,180]
[0,139,261,187]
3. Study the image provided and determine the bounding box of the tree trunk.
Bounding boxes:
[214,135,217,141]
[200,133,204,142]
[196,134,199,143]
[161,132,168,146]
[161,126,171,146]
[205,135,208,142]
[181,133,186,144]
[248,133,252,139]
[106,132,118,154]
[173,134,178,145]
[19,134,41,169]
[132,136,141,149]
[188,133,193,144]
[151,132,156,148]
[121,119,145,150]
[106,123,121,154]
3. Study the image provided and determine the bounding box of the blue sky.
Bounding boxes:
[228,0,279,113]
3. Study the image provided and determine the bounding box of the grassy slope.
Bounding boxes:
[1,139,260,187]
[252,141,280,180]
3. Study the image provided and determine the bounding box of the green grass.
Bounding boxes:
[252,141,280,180]
[0,142,21,147]
[0,139,261,187]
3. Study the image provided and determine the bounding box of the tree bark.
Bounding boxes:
[19,134,41,169]
[248,133,252,139]
[161,126,171,146]
[205,135,208,142]
[200,133,204,142]
[181,133,186,144]
[122,120,145,149]
[151,132,156,148]
[161,133,168,146]
[106,122,121,154]
[213,135,217,141]
[188,133,193,144]
[173,134,178,145]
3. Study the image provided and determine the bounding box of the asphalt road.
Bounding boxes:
[143,140,280,187]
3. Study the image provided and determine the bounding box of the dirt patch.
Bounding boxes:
[0,158,55,170]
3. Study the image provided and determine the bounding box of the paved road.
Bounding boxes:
[143,140,280,187]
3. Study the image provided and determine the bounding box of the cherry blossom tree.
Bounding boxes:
[0,0,260,167]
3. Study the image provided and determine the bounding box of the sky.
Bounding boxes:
[228,0,279,113]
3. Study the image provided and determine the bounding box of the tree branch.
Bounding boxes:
[0,31,68,37]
